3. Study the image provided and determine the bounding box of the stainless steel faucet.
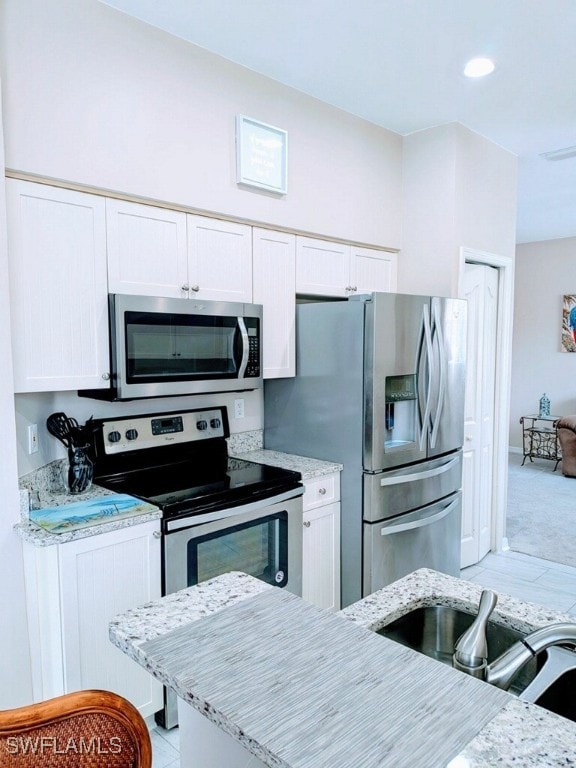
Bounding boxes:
[453,589,498,678]
[486,623,576,690]
[453,589,576,690]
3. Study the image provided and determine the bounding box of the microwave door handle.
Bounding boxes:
[236,317,249,378]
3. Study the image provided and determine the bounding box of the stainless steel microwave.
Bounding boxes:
[80,294,263,400]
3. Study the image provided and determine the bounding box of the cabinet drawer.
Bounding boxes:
[303,472,340,511]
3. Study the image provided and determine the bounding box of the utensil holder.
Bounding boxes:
[64,446,94,495]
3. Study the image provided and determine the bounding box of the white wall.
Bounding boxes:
[400,123,517,297]
[510,237,576,448]
[0,82,33,707]
[0,0,402,249]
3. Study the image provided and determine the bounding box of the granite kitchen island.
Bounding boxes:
[109,570,576,767]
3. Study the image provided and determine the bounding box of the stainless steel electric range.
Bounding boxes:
[90,405,303,728]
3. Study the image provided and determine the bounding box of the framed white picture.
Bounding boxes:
[236,115,287,194]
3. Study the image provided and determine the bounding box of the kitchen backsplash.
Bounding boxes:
[227,430,263,454]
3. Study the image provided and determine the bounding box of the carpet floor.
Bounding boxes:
[507,452,576,568]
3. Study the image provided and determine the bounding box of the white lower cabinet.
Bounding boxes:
[301,472,341,611]
[22,520,162,718]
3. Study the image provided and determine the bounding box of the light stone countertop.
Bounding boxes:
[109,568,576,767]
[229,448,343,480]
[16,444,338,546]
[15,476,161,547]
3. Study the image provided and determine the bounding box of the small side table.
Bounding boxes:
[520,414,562,470]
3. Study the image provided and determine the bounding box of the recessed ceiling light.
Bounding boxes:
[463,57,495,78]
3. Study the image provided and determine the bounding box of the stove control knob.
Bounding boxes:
[125,428,139,441]
[196,420,208,431]
[108,430,121,443]
[210,418,221,429]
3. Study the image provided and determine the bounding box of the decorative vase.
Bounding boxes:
[539,393,550,418]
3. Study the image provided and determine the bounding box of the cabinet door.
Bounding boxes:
[302,502,341,611]
[106,199,188,297]
[187,215,252,302]
[349,246,398,294]
[6,180,109,391]
[295,236,350,297]
[59,521,163,718]
[252,228,295,379]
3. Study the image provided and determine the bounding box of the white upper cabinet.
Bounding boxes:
[295,236,350,297]
[252,228,296,379]
[6,180,109,392]
[106,203,252,302]
[187,215,252,303]
[350,245,398,295]
[106,199,188,297]
[296,235,398,297]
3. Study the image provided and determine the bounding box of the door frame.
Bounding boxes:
[458,247,514,555]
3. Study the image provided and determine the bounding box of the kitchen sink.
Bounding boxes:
[376,604,542,695]
[534,668,576,721]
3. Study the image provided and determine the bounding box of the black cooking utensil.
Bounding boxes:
[46,412,74,448]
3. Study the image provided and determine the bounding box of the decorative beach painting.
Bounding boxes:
[562,295,576,352]
[30,494,158,533]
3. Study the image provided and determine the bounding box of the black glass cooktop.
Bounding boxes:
[96,455,301,519]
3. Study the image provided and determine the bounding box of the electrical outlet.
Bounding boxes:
[234,398,245,419]
[28,423,39,454]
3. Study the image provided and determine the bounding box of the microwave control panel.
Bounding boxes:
[245,321,260,378]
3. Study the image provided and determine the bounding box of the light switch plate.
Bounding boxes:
[28,423,39,454]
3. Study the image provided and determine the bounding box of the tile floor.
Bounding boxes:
[149,549,576,767]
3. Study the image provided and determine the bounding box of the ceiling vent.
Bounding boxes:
[540,145,576,161]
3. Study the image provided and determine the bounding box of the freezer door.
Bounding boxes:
[364,292,430,471]
[363,450,462,523]
[363,492,462,596]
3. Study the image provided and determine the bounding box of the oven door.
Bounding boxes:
[163,489,303,598]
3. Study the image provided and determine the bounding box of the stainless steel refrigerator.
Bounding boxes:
[264,292,467,608]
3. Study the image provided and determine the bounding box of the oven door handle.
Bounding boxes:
[165,486,303,532]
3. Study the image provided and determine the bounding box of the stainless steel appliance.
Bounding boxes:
[264,292,467,608]
[80,294,263,400]
[90,405,303,728]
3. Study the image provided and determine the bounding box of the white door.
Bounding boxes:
[461,263,499,567]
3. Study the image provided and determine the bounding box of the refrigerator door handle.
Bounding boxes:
[415,304,434,451]
[379,455,460,487]
[429,300,447,449]
[380,498,459,536]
